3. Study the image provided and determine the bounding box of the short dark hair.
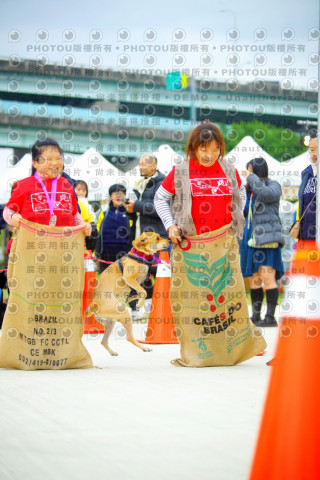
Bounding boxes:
[186,120,225,162]
[31,138,63,175]
[109,184,126,196]
[246,157,268,179]
[75,180,89,197]
[31,138,63,161]
[309,129,318,140]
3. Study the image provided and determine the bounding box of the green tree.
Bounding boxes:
[223,121,305,161]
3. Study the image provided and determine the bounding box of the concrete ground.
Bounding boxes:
[0,311,279,480]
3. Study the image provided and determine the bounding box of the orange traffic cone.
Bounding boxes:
[82,251,104,334]
[140,250,178,344]
[249,241,320,479]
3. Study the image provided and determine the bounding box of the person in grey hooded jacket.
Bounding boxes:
[240,157,284,327]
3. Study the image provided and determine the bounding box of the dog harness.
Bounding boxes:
[116,248,160,276]
[116,249,161,299]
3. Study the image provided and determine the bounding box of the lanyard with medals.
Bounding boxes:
[34,172,58,226]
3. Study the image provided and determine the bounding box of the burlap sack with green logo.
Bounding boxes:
[0,220,92,370]
[170,224,267,367]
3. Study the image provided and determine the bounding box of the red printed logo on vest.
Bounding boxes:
[31,192,72,213]
[190,177,232,197]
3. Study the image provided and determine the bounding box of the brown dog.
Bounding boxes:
[86,232,170,356]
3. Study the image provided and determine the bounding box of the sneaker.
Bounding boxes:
[251,314,261,325]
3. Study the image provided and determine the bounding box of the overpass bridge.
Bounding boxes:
[0,59,317,171]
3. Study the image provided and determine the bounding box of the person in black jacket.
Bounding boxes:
[124,153,168,239]
[124,154,168,304]
[95,184,130,274]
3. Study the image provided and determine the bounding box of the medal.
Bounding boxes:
[49,215,57,227]
[34,172,58,227]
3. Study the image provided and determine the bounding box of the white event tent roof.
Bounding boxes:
[224,135,283,183]
[0,153,34,204]
[0,145,184,204]
[1,138,307,205]
[280,150,311,187]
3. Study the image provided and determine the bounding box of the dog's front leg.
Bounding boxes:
[123,282,147,310]
[122,275,147,310]
[125,293,142,304]
[122,263,149,310]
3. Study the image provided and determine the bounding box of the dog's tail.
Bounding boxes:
[85,303,98,316]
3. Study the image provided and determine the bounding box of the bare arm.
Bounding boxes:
[73,212,92,236]
[154,185,182,245]
[3,207,22,228]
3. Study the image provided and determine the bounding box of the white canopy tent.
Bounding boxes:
[76,145,183,202]
[0,151,100,205]
[0,153,33,204]
[0,152,86,204]
[57,145,184,216]
[0,145,183,205]
[63,148,129,202]
[117,144,184,189]
[153,144,184,175]
[0,148,14,168]
[280,150,311,187]
[224,136,283,183]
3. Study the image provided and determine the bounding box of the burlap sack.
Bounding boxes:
[0,220,93,370]
[171,224,267,367]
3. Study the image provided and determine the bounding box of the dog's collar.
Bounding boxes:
[130,247,161,264]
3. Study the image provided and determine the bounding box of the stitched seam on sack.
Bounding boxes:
[10,292,82,307]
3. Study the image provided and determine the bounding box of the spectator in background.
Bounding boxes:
[124,154,168,302]
[95,184,130,274]
[75,180,98,251]
[124,153,168,240]
[240,157,284,327]
[297,131,318,240]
